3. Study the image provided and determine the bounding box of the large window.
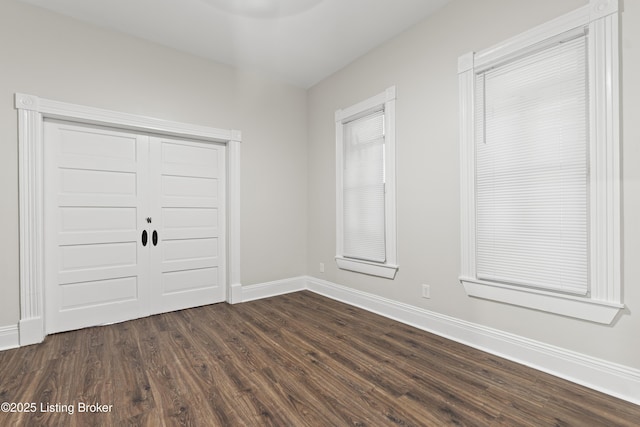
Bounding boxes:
[335,87,398,279]
[458,0,622,323]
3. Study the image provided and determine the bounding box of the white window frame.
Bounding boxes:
[335,87,398,279]
[458,0,622,324]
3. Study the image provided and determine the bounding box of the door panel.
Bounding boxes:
[44,121,151,334]
[59,169,137,195]
[60,207,137,232]
[161,141,219,178]
[45,122,226,333]
[162,268,219,295]
[162,207,218,240]
[149,136,226,313]
[60,277,139,310]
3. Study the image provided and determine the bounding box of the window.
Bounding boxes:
[335,87,398,279]
[458,0,622,323]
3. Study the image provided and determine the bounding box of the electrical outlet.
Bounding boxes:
[319,263,325,273]
[421,284,430,299]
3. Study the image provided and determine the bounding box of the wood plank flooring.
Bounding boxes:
[0,291,638,426]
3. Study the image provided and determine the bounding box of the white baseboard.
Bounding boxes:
[239,276,307,302]
[304,276,640,407]
[229,283,244,304]
[18,317,45,347]
[9,274,639,406]
[0,324,20,351]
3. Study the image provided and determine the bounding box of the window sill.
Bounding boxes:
[336,257,398,279]
[460,277,623,324]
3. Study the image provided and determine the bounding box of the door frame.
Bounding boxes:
[15,93,242,346]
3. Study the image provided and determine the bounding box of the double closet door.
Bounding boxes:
[44,120,226,334]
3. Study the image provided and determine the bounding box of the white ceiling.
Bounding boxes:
[20,0,450,88]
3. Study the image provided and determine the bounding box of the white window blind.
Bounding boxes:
[342,110,386,263]
[474,34,589,295]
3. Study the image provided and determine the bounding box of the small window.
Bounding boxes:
[335,87,398,279]
[458,0,622,323]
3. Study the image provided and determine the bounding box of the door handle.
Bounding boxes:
[142,230,148,246]
[152,230,158,246]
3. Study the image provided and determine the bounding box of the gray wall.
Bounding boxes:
[2,0,638,374]
[0,0,308,326]
[307,0,640,369]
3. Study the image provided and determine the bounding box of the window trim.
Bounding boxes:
[458,0,622,323]
[335,86,398,279]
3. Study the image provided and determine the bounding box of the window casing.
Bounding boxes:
[336,87,398,279]
[458,0,622,323]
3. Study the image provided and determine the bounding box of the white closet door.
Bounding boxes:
[149,136,226,313]
[44,121,151,333]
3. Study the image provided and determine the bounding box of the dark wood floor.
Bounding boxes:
[0,291,638,426]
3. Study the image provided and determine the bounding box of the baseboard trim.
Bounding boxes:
[0,324,20,351]
[9,274,639,406]
[229,283,243,304]
[19,317,45,347]
[240,276,307,303]
[304,276,640,406]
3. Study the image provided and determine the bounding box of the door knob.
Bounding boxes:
[142,230,148,246]
[152,230,158,246]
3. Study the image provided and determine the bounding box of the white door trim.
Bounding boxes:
[15,93,242,346]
